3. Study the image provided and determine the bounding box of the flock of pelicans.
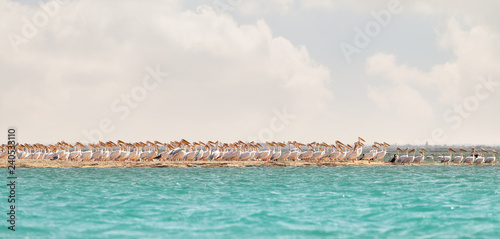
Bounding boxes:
[0,137,497,165]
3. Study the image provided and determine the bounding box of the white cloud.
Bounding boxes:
[365,16,500,144]
[367,17,500,105]
[0,0,333,143]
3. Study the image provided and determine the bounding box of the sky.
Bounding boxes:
[1,0,499,145]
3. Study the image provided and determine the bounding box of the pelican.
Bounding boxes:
[451,149,467,164]
[462,149,475,164]
[361,144,378,163]
[485,150,498,164]
[338,144,350,162]
[269,142,282,161]
[183,141,197,161]
[336,141,348,161]
[473,149,487,164]
[100,142,111,161]
[170,140,187,161]
[136,143,151,161]
[396,148,408,163]
[80,144,93,161]
[441,148,456,165]
[116,140,131,161]
[68,143,83,161]
[374,142,390,162]
[210,142,221,161]
[330,144,341,161]
[288,142,300,161]
[311,143,326,162]
[402,149,416,164]
[109,142,122,161]
[33,144,44,160]
[59,142,70,161]
[256,142,272,161]
[413,149,428,164]
[299,143,314,161]
[0,145,7,159]
[346,141,364,163]
[279,142,291,161]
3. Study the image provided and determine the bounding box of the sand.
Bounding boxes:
[0,158,400,168]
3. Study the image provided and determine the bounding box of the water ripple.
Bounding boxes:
[7,166,500,238]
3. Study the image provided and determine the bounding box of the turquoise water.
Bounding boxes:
[3,166,500,238]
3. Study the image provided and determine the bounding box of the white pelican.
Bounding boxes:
[59,142,70,161]
[462,149,475,164]
[90,143,104,161]
[279,142,291,161]
[451,149,467,164]
[109,142,122,161]
[256,142,272,161]
[238,142,252,161]
[396,148,408,163]
[116,140,131,161]
[473,149,487,164]
[80,144,93,161]
[288,142,300,161]
[184,141,197,161]
[311,143,326,162]
[299,143,314,161]
[129,143,142,161]
[485,150,498,164]
[402,149,416,164]
[231,142,242,161]
[33,144,44,160]
[374,142,390,162]
[413,149,428,164]
[361,144,378,163]
[194,142,205,161]
[210,142,221,161]
[441,148,456,165]
[68,143,83,161]
[170,140,187,161]
[99,142,111,161]
[338,144,350,162]
[346,141,364,163]
[330,144,341,161]
[140,141,158,161]
[0,145,7,159]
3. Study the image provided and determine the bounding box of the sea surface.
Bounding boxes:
[3,166,500,238]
